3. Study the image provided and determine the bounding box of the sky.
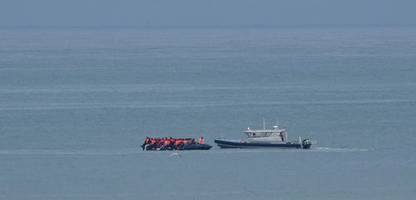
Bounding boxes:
[0,0,415,27]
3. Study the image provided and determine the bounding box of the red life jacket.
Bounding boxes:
[164,140,170,145]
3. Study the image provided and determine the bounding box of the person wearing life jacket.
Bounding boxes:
[199,136,205,144]
[149,138,156,150]
[169,138,175,149]
[183,139,189,146]
[141,137,150,150]
[174,139,182,150]
[162,139,171,150]
[179,139,186,150]
[158,138,164,148]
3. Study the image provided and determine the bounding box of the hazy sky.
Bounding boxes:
[1,0,415,27]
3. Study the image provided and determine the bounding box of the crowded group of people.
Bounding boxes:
[141,137,205,151]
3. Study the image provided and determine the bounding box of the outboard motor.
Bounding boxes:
[302,139,312,149]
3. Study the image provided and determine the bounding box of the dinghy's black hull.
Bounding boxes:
[214,139,311,149]
[181,143,212,150]
[144,143,212,151]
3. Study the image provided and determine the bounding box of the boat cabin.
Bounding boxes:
[243,125,287,142]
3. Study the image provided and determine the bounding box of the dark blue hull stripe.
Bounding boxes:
[214,139,307,149]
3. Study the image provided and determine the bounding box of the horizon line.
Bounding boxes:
[1,23,416,30]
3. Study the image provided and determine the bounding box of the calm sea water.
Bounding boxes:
[0,26,415,200]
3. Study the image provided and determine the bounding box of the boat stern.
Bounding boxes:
[302,139,312,149]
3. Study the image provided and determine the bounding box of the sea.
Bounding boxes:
[0,26,415,200]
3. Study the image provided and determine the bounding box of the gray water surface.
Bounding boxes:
[1,26,416,200]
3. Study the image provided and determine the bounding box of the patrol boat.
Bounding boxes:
[214,122,312,149]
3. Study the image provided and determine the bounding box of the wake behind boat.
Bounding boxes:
[215,122,312,149]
